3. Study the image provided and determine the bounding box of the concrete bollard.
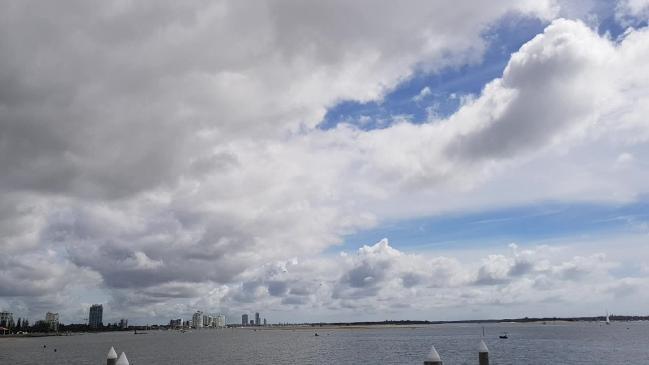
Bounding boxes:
[107,347,118,365]
[423,344,442,365]
[478,339,489,365]
[116,352,129,365]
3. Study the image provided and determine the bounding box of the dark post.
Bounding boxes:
[423,344,442,365]
[478,339,489,365]
[107,346,117,365]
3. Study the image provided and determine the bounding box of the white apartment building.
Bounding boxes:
[216,314,226,328]
[45,312,59,331]
[192,311,203,328]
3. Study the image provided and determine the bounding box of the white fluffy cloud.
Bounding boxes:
[2,1,649,323]
[617,0,649,23]
[202,238,639,322]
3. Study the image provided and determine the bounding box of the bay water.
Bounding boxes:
[1,321,648,364]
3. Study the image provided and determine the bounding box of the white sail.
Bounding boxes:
[605,311,610,324]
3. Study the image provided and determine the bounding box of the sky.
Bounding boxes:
[1,0,649,325]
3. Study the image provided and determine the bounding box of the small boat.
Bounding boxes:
[314,333,319,337]
[499,332,508,339]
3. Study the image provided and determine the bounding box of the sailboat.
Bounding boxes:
[605,311,611,325]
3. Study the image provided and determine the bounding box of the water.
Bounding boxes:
[1,322,648,364]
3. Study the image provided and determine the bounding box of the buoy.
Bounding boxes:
[107,346,118,365]
[478,340,489,365]
[423,344,442,365]
[116,352,129,365]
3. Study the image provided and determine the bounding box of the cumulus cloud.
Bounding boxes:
[2,1,649,322]
[616,0,649,24]
[202,238,638,320]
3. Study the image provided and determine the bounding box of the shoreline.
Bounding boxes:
[3,317,647,338]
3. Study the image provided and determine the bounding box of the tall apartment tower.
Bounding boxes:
[255,312,260,326]
[45,312,59,331]
[242,314,248,326]
[216,314,226,327]
[192,311,203,328]
[0,312,13,328]
[88,304,103,329]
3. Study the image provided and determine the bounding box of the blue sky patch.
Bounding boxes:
[334,199,649,253]
[318,15,548,131]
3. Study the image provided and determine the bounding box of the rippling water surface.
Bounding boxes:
[1,322,648,364]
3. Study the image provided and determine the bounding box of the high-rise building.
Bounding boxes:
[169,319,182,328]
[0,312,13,328]
[45,312,59,331]
[255,312,260,326]
[88,304,103,329]
[192,311,203,328]
[263,318,267,326]
[204,314,212,327]
[242,314,248,326]
[119,319,128,329]
[216,314,226,328]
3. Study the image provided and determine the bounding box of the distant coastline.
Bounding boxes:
[297,315,649,327]
[3,315,647,338]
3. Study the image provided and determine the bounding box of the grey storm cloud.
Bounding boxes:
[0,258,65,297]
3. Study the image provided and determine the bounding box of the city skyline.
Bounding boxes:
[0,303,263,327]
[2,0,649,324]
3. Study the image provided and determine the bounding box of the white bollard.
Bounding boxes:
[116,352,129,365]
[107,347,118,365]
[478,339,489,365]
[423,344,442,365]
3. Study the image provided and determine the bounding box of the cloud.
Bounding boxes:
[2,2,649,322]
[205,238,638,320]
[0,0,559,318]
[413,86,433,102]
[448,19,613,160]
[616,0,649,24]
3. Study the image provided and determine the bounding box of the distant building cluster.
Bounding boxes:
[169,318,182,328]
[241,312,267,327]
[0,309,65,334]
[1,303,254,334]
[84,304,131,331]
[1,311,59,333]
[186,311,226,329]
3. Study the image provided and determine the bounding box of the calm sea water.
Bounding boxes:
[1,322,648,364]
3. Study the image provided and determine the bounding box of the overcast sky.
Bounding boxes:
[2,0,649,325]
